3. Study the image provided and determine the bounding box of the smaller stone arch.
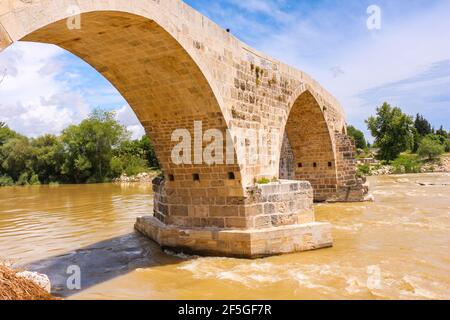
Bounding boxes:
[280,89,338,201]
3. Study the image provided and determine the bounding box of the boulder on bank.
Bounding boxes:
[16,271,51,293]
[0,265,54,300]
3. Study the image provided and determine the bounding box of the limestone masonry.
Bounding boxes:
[0,0,368,258]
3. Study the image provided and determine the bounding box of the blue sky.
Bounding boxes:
[0,0,449,140]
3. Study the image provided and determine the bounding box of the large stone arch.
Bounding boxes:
[0,8,247,230]
[280,90,338,201]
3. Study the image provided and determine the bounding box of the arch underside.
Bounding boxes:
[280,91,338,202]
[18,11,245,228]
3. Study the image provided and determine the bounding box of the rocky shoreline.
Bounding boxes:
[0,264,53,300]
[113,171,161,184]
[359,155,450,176]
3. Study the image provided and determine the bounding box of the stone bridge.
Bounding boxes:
[0,0,368,258]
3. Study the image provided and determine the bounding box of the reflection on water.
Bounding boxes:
[0,174,449,300]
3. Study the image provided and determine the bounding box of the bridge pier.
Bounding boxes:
[135,178,332,258]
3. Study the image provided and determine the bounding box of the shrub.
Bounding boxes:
[29,173,41,185]
[444,139,450,153]
[16,172,29,186]
[392,154,421,174]
[357,164,371,177]
[110,154,148,177]
[0,175,14,186]
[417,136,445,160]
[256,177,271,184]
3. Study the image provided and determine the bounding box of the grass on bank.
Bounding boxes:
[0,265,55,300]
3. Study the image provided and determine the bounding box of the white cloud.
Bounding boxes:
[243,1,450,137]
[0,41,145,139]
[0,42,91,137]
[115,105,145,140]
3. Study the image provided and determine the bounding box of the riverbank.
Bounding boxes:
[359,153,450,176]
[113,170,161,183]
[0,264,54,300]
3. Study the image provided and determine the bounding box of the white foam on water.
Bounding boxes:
[372,190,396,196]
[334,223,363,232]
[401,275,450,300]
[177,255,450,299]
[345,276,366,294]
[164,249,199,259]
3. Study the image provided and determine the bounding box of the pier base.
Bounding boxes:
[135,179,333,258]
[135,216,332,258]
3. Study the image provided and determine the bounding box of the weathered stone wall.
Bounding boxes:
[153,177,315,230]
[332,133,369,202]
[279,133,295,180]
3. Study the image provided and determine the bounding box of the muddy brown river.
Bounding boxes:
[0,173,449,299]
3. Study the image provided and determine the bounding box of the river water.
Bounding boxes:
[0,173,449,300]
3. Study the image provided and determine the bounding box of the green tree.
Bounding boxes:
[139,135,159,168]
[436,126,448,138]
[30,134,65,183]
[435,126,450,152]
[60,110,128,183]
[0,115,160,186]
[110,154,148,177]
[417,135,445,160]
[0,137,34,181]
[115,135,160,170]
[414,114,432,136]
[366,102,415,161]
[0,123,21,146]
[413,114,435,152]
[347,125,367,150]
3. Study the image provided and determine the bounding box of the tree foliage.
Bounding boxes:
[60,110,129,183]
[417,135,445,160]
[366,102,415,161]
[436,126,448,138]
[347,125,367,150]
[414,113,433,136]
[0,110,160,186]
[392,154,422,174]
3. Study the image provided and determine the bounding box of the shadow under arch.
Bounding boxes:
[279,90,338,202]
[22,231,192,298]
